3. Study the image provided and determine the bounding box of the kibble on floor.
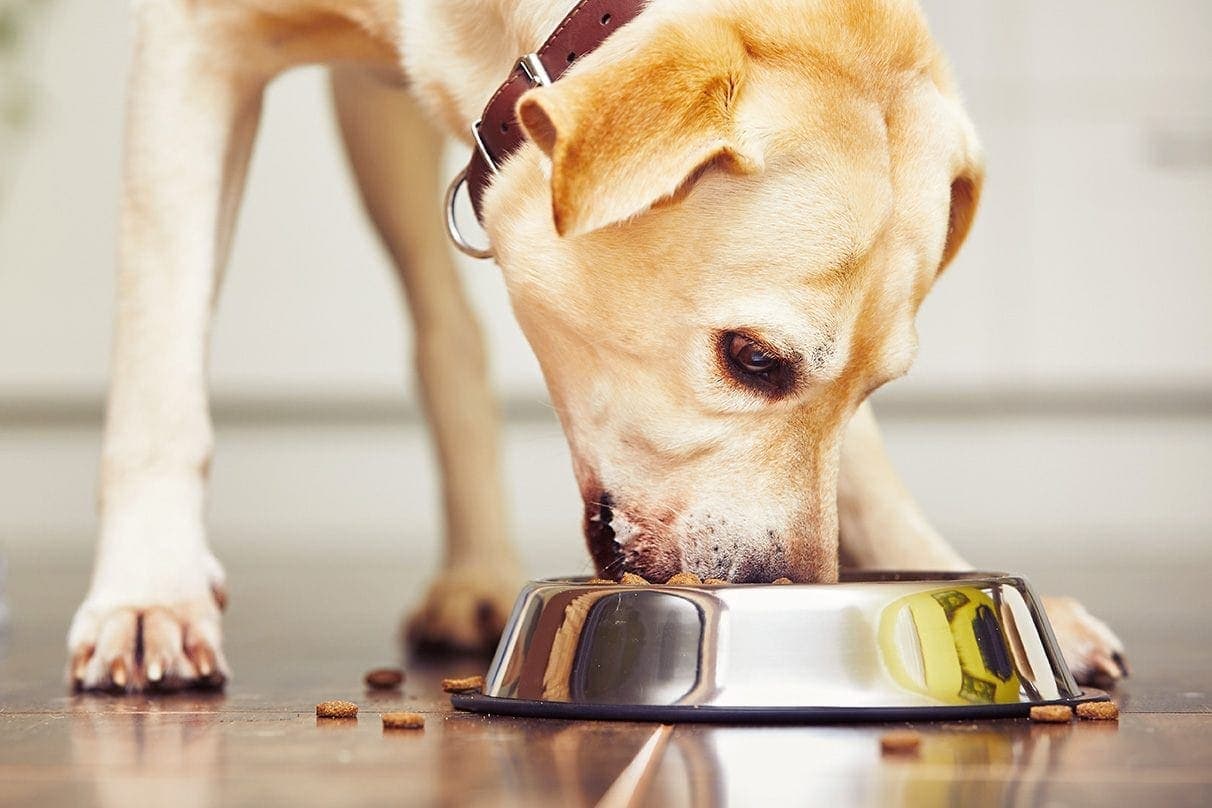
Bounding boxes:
[316,700,359,719]
[1030,705,1074,723]
[880,730,922,755]
[381,712,425,730]
[442,675,485,693]
[364,668,405,689]
[1077,701,1120,720]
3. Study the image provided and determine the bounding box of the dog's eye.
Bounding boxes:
[720,332,796,397]
[728,334,777,373]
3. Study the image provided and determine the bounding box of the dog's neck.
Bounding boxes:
[404,0,595,136]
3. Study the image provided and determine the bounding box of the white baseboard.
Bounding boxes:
[2,413,1209,575]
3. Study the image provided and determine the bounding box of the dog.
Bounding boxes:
[67,0,1128,691]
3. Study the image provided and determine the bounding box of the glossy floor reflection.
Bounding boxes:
[1,542,1210,807]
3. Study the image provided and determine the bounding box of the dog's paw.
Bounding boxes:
[67,567,229,693]
[404,563,522,655]
[1042,596,1129,687]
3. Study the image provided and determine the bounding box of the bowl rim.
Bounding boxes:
[535,570,1019,587]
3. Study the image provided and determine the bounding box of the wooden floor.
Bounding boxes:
[1,543,1210,807]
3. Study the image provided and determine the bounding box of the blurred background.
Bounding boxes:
[0,0,1209,597]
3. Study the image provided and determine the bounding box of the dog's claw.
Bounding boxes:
[70,647,92,687]
[1112,651,1131,678]
[196,649,212,677]
[190,645,215,678]
[110,658,128,689]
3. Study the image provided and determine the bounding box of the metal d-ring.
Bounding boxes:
[444,167,494,260]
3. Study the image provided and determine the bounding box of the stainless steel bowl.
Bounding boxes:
[451,571,1109,722]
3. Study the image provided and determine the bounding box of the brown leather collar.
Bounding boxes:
[458,0,647,229]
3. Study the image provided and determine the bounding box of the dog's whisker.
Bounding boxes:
[531,397,570,418]
[600,555,627,577]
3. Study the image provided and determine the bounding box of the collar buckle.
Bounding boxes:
[517,53,552,87]
[471,53,552,175]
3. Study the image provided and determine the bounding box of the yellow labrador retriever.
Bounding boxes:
[68,0,1127,691]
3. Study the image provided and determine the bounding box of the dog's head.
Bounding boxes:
[483,2,982,583]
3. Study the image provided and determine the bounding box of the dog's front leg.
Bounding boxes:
[837,402,969,571]
[331,67,522,653]
[838,401,1128,685]
[68,4,270,690]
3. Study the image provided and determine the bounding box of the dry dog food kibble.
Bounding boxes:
[364,667,405,690]
[703,578,729,585]
[381,711,426,730]
[771,577,793,585]
[880,730,921,755]
[315,700,359,719]
[1076,700,1120,721]
[665,572,702,586]
[620,572,650,585]
[442,675,485,693]
[1029,705,1073,723]
[586,578,615,585]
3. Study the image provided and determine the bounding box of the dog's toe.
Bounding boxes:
[405,564,522,655]
[1042,595,1128,687]
[68,596,228,693]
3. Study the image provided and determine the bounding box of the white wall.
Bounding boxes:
[922,0,1212,387]
[0,0,548,404]
[1,1,1209,571]
[4,1,1211,400]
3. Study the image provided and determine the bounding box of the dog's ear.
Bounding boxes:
[516,21,758,237]
[939,130,984,272]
